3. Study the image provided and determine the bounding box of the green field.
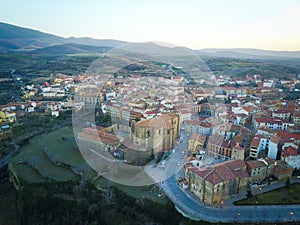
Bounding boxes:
[10,127,82,182]
[9,127,165,203]
[235,183,300,205]
[13,163,45,183]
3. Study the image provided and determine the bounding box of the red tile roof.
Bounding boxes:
[273,109,291,114]
[208,135,225,147]
[254,117,283,124]
[188,159,248,185]
[189,134,206,143]
[283,146,298,157]
[185,119,200,126]
[273,160,293,174]
[199,121,212,128]
[278,130,300,142]
[251,137,260,148]
[79,128,119,146]
[246,160,266,171]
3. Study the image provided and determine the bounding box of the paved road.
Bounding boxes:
[144,132,189,183]
[161,174,300,223]
[0,143,19,169]
[144,129,300,223]
[147,131,300,223]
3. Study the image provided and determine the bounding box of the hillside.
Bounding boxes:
[203,57,300,78]
[0,22,65,51]
[197,48,300,59]
[2,21,300,60]
[0,22,126,52]
[32,43,112,55]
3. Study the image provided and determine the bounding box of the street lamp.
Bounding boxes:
[290,211,294,221]
[237,212,241,222]
[158,185,163,197]
[255,186,262,205]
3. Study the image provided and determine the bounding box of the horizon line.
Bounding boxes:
[1,20,300,52]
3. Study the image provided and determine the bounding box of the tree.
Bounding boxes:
[286,178,291,189]
[101,114,110,123]
[246,189,253,198]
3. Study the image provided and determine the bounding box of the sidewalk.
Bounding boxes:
[222,179,300,207]
[162,174,300,223]
[178,177,300,208]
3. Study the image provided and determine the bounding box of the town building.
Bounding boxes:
[0,110,16,123]
[184,119,212,136]
[185,159,249,204]
[246,160,268,183]
[206,135,245,160]
[267,135,281,159]
[272,160,293,181]
[281,145,300,169]
[253,117,294,130]
[188,134,206,154]
[272,109,291,120]
[131,113,180,160]
[212,124,251,140]
[293,110,300,125]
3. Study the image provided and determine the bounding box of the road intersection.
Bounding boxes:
[146,131,300,223]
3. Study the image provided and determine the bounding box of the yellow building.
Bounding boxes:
[231,144,245,161]
[131,113,180,157]
[186,159,248,204]
[0,111,5,121]
[188,134,206,154]
[0,111,16,123]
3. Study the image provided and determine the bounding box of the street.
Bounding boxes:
[145,130,300,223]
[161,174,300,223]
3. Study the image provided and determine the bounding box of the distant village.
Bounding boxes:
[1,68,300,205]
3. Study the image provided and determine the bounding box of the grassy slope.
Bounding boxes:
[9,127,166,203]
[235,183,300,205]
[10,127,80,182]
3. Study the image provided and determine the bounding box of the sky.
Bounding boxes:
[1,0,300,50]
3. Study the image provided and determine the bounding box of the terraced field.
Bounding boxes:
[10,127,83,182]
[9,127,166,204]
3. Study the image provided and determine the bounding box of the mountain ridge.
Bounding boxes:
[0,22,127,52]
[1,21,300,59]
[197,48,300,59]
